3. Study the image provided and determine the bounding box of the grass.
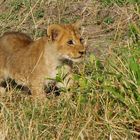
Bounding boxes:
[0,0,140,139]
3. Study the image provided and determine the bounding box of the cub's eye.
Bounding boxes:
[80,37,84,43]
[67,40,74,45]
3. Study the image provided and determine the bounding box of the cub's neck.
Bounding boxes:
[29,36,73,68]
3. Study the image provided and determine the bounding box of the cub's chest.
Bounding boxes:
[44,65,71,87]
[44,56,60,79]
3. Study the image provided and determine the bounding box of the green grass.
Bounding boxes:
[0,0,140,139]
[101,0,140,6]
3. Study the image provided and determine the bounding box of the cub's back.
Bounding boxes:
[0,32,33,53]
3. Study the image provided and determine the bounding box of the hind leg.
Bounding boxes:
[6,78,31,95]
[0,77,15,92]
[0,75,6,95]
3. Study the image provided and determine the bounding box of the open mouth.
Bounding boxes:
[72,55,83,59]
[70,56,84,63]
[62,55,84,62]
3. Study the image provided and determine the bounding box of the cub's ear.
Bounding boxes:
[73,20,82,31]
[47,24,62,41]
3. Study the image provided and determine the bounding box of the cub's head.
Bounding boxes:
[47,21,86,62]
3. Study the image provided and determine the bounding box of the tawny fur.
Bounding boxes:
[0,22,86,98]
[0,32,32,53]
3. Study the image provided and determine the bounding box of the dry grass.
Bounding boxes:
[0,0,140,139]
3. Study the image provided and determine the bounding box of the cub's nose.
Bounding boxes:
[79,50,86,55]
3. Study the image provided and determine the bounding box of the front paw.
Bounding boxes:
[44,83,61,96]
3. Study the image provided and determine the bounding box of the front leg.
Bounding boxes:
[43,65,73,95]
[44,82,60,96]
[29,79,46,99]
[56,65,74,89]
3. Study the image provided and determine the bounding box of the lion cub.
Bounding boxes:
[0,22,86,98]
